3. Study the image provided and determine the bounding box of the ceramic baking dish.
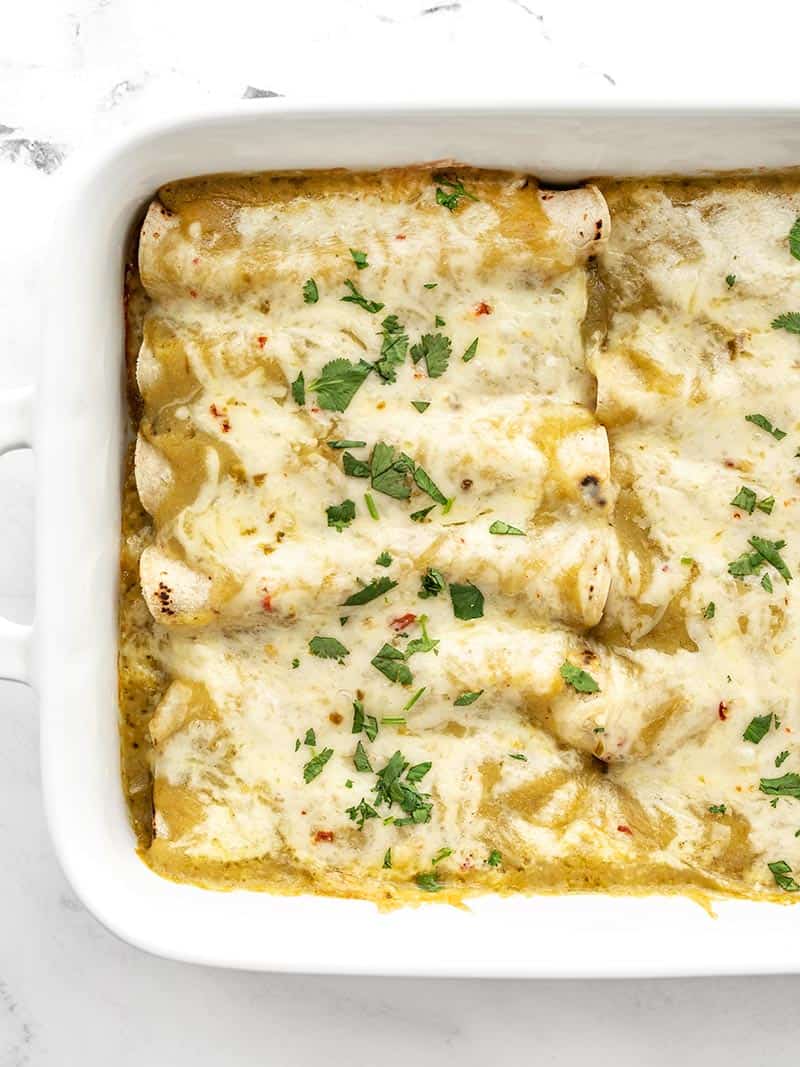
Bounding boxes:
[10,101,800,976]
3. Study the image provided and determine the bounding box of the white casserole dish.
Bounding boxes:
[12,101,800,976]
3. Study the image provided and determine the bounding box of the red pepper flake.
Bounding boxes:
[261,593,272,612]
[391,613,417,631]
[395,234,407,240]
[310,406,321,414]
[192,257,199,266]
[718,701,729,721]
[474,301,492,316]
[617,824,633,835]
[209,403,231,432]
[313,830,335,843]
[189,288,198,299]
[257,335,267,348]
[329,711,343,725]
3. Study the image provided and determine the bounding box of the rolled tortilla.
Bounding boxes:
[139,171,610,303]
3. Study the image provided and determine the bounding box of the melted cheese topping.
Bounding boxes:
[119,168,800,905]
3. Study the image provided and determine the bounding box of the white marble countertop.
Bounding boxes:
[3,0,800,1061]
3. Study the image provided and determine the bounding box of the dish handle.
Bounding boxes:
[0,385,34,685]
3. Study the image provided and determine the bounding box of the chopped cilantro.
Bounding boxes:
[350,249,368,270]
[449,581,484,620]
[762,573,774,593]
[750,536,792,583]
[341,279,384,313]
[435,315,445,327]
[303,728,316,747]
[292,657,300,669]
[790,217,800,260]
[418,567,446,600]
[410,505,435,522]
[326,499,356,532]
[730,486,757,513]
[462,338,479,363]
[454,690,483,706]
[374,315,408,383]
[423,282,437,289]
[487,850,502,867]
[308,636,349,662]
[403,686,426,711]
[370,441,413,499]
[489,520,526,536]
[381,716,406,726]
[776,750,790,768]
[508,752,528,761]
[371,644,413,685]
[352,699,379,742]
[743,713,772,743]
[412,401,430,413]
[339,616,349,627]
[414,465,448,505]
[303,747,333,783]
[757,496,775,515]
[760,773,800,799]
[560,661,600,694]
[383,848,392,869]
[310,358,372,411]
[353,740,372,773]
[434,174,478,212]
[431,847,452,865]
[708,804,727,815]
[376,551,392,567]
[745,413,787,440]
[725,274,736,288]
[290,371,305,406]
[365,493,379,520]
[328,439,366,450]
[415,871,443,892]
[342,575,398,607]
[302,278,319,304]
[343,451,370,477]
[346,797,379,829]
[410,333,451,378]
[405,614,439,658]
[772,312,800,334]
[703,602,716,620]
[768,859,800,892]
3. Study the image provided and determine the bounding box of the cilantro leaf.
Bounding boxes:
[462,338,479,363]
[302,278,319,304]
[745,413,787,439]
[418,567,446,599]
[343,451,370,478]
[350,249,368,270]
[757,495,775,515]
[406,762,432,784]
[371,644,413,685]
[374,315,408,383]
[353,740,373,773]
[750,536,792,583]
[560,661,600,694]
[342,575,398,606]
[454,690,483,706]
[768,859,800,892]
[762,573,774,593]
[291,371,305,405]
[352,698,378,742]
[326,499,356,532]
[410,333,451,378]
[346,797,379,829]
[414,465,448,505]
[725,274,736,288]
[708,804,727,815]
[703,601,716,619]
[412,401,430,413]
[310,358,372,412]
[370,441,412,499]
[383,848,392,868]
[365,493,379,520]
[489,520,526,536]
[772,312,800,334]
[303,747,333,783]
[308,636,349,661]
[410,505,435,522]
[449,581,484,620]
[341,279,384,313]
[431,846,452,865]
[405,614,439,658]
[743,713,772,744]
[776,750,790,768]
[434,174,478,212]
[376,551,392,567]
[415,871,443,891]
[730,486,757,514]
[760,773,800,799]
[487,849,502,867]
[303,728,316,747]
